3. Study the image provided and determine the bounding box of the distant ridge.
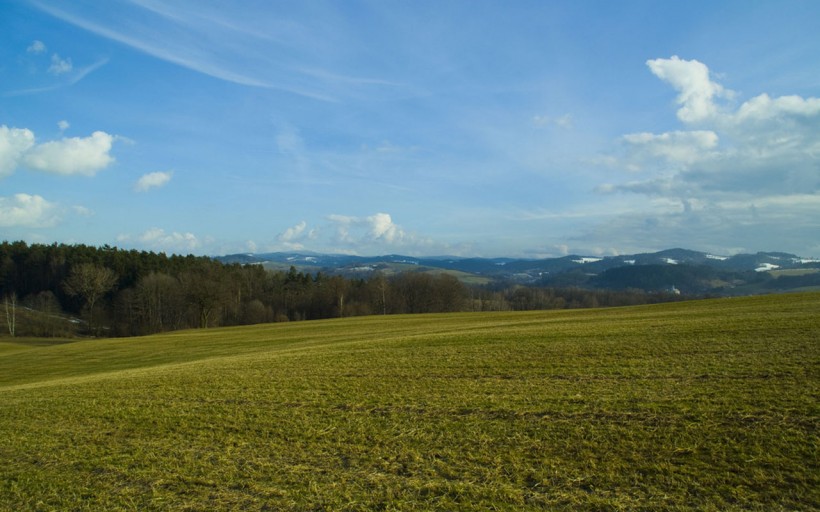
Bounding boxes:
[217,248,817,274]
[216,248,820,295]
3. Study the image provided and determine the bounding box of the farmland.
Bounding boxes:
[0,293,818,510]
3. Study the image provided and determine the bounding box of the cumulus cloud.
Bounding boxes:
[135,171,172,192]
[266,214,453,255]
[0,126,36,178]
[733,93,820,123]
[24,131,115,176]
[646,56,731,124]
[326,212,435,253]
[2,125,116,177]
[279,220,307,240]
[57,120,70,131]
[590,56,820,255]
[48,53,73,75]
[123,228,201,253]
[609,56,820,197]
[0,193,60,228]
[366,212,405,243]
[276,220,316,250]
[27,40,47,54]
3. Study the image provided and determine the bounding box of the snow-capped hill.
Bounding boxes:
[215,248,818,294]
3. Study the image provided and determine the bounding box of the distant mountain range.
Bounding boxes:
[217,248,820,296]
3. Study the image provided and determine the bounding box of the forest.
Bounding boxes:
[1,241,684,338]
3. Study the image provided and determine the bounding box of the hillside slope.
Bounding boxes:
[1,293,818,510]
[219,248,820,294]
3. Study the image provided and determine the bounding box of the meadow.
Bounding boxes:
[0,293,817,511]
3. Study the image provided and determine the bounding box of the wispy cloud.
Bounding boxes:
[30,0,272,88]
[4,57,109,96]
[26,40,47,54]
[48,53,72,75]
[29,0,405,102]
[70,58,110,84]
[135,171,172,192]
[532,114,573,129]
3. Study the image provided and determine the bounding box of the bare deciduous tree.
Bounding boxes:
[63,263,118,335]
[179,262,230,328]
[4,293,16,337]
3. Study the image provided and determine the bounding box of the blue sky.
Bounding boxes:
[1,0,819,257]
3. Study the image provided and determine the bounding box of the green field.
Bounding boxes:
[1,294,818,511]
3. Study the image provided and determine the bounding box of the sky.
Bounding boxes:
[1,0,819,258]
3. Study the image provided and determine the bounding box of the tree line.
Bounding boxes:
[1,241,683,338]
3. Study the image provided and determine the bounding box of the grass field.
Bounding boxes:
[769,268,820,277]
[0,293,818,510]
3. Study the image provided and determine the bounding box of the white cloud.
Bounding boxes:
[574,193,820,257]
[532,114,573,129]
[72,205,94,217]
[555,114,573,128]
[276,220,316,250]
[265,214,459,256]
[28,1,387,100]
[58,120,70,131]
[1,125,116,178]
[27,40,47,54]
[135,171,172,192]
[326,212,436,254]
[622,130,719,168]
[4,58,110,97]
[607,56,820,197]
[0,126,35,178]
[279,220,307,241]
[367,212,405,243]
[131,228,201,253]
[734,93,820,123]
[48,53,73,75]
[275,127,304,155]
[586,56,820,256]
[0,194,60,228]
[646,56,731,124]
[24,131,115,176]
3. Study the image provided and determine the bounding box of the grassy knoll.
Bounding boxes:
[0,293,817,511]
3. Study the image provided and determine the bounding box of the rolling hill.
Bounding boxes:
[1,293,817,510]
[218,248,820,295]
